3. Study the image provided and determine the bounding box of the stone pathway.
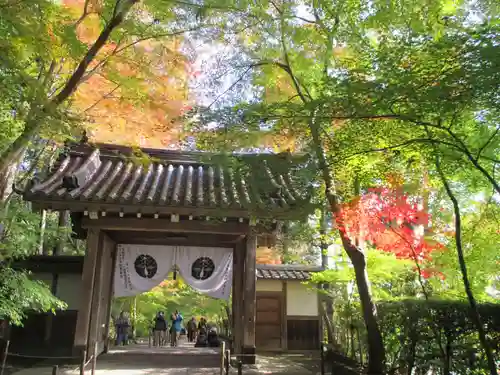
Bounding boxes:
[9,339,318,375]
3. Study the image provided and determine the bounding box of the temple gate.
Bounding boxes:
[17,141,313,365]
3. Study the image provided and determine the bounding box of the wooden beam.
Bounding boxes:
[74,229,101,350]
[28,199,310,221]
[106,232,239,247]
[30,200,256,219]
[82,217,250,235]
[242,230,257,364]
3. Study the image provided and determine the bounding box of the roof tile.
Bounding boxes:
[256,264,323,281]
[21,143,313,219]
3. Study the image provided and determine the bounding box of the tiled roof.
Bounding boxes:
[20,143,314,219]
[256,264,323,281]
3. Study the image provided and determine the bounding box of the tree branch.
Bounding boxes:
[476,125,500,162]
[207,66,253,109]
[340,138,468,159]
[277,11,312,103]
[75,0,92,27]
[83,83,122,113]
[52,0,139,106]
[404,117,500,195]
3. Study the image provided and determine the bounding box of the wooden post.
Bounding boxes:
[74,229,101,354]
[231,249,236,350]
[79,346,86,375]
[87,233,106,358]
[0,340,10,375]
[225,349,230,375]
[281,281,288,351]
[103,245,117,353]
[320,342,325,375]
[91,341,97,375]
[242,230,256,364]
[233,240,245,356]
[219,340,225,375]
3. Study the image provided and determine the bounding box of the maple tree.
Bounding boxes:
[339,186,445,276]
[0,0,220,198]
[63,0,192,147]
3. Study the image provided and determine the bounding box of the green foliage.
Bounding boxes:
[311,250,418,301]
[377,300,500,374]
[111,276,228,337]
[0,267,67,325]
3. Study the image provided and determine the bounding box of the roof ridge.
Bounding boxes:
[65,142,310,163]
[256,263,323,271]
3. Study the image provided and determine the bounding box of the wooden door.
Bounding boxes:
[255,293,282,350]
[286,318,320,350]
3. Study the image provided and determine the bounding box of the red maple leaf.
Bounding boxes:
[337,186,446,278]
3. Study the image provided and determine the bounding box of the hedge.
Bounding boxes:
[334,299,500,374]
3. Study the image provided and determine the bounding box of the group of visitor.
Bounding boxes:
[152,310,184,347]
[194,317,221,348]
[185,316,208,343]
[114,310,220,348]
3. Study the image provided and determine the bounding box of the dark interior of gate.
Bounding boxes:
[15,141,315,367]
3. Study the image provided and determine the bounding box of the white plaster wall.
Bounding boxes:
[31,272,82,310]
[286,281,318,316]
[256,279,283,292]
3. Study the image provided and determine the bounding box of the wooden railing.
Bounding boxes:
[0,339,97,375]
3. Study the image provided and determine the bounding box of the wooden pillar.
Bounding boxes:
[231,247,237,350]
[73,228,101,353]
[282,281,288,351]
[242,230,257,364]
[103,246,117,353]
[87,234,106,357]
[232,241,245,355]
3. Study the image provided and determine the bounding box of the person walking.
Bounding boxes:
[187,317,197,343]
[115,311,130,346]
[170,310,183,347]
[197,317,207,333]
[153,311,167,347]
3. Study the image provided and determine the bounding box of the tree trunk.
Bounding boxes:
[280,222,290,264]
[433,151,497,375]
[0,162,18,204]
[38,210,47,255]
[346,240,385,374]
[319,301,335,344]
[131,296,137,340]
[309,115,385,374]
[320,207,335,344]
[224,303,232,332]
[54,210,70,255]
